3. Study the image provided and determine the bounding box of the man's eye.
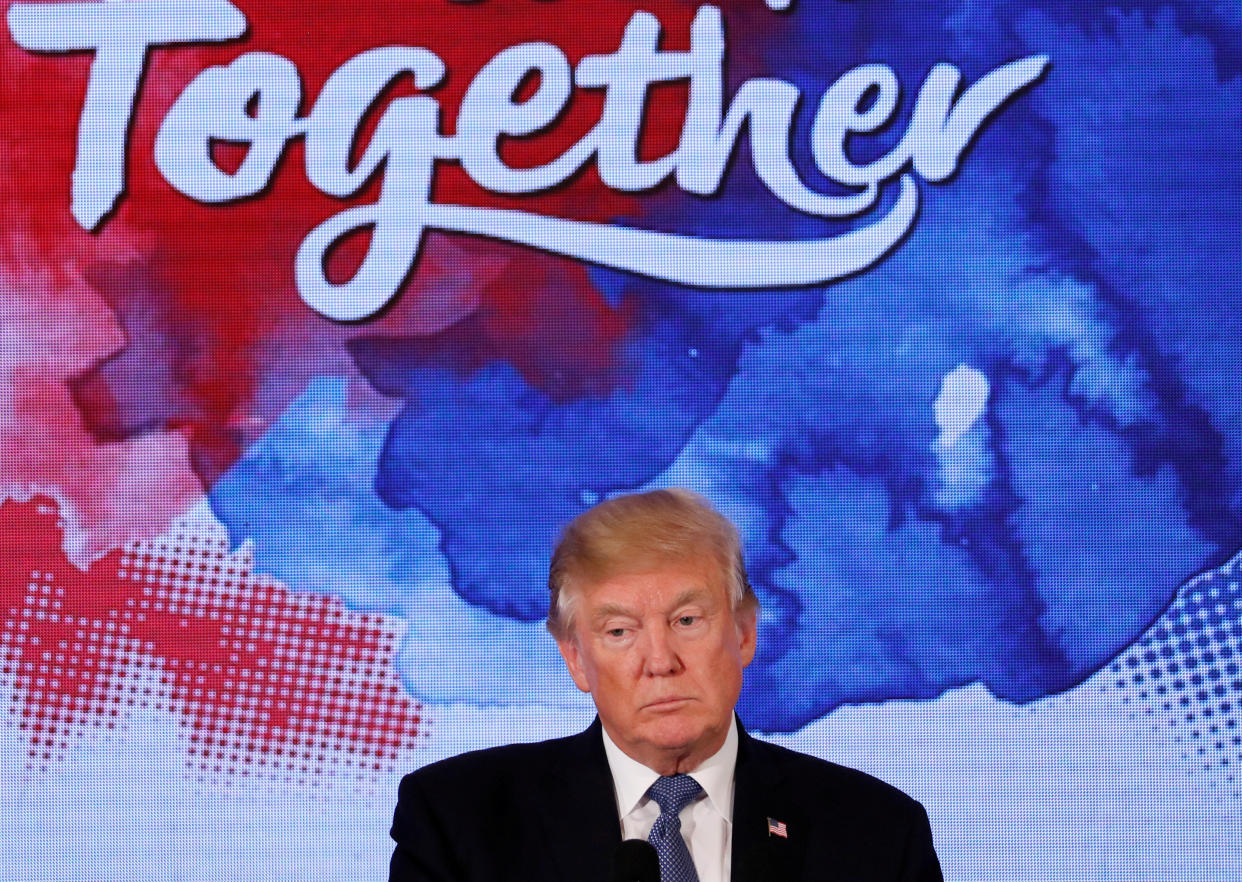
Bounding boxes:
[676,615,700,627]
[606,628,628,638]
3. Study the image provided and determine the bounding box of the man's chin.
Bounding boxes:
[637,713,713,754]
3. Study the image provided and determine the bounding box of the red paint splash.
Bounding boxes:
[2,0,712,491]
[0,496,425,780]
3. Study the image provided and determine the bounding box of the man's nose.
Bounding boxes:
[642,626,683,676]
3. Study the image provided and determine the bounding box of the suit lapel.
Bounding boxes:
[732,725,803,882]
[538,719,623,882]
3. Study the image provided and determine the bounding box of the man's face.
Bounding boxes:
[555,557,757,774]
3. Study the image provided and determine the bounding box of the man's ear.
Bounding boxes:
[735,602,758,668]
[556,635,592,694]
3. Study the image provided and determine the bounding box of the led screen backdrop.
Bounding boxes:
[2,0,1240,878]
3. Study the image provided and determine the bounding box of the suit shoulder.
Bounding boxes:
[399,731,580,794]
[751,738,924,813]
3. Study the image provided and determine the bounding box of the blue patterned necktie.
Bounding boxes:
[646,774,703,882]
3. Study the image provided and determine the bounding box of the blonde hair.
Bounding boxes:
[546,488,754,639]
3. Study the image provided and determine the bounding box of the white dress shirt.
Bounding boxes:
[600,719,739,882]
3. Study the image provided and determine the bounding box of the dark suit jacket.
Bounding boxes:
[389,719,942,881]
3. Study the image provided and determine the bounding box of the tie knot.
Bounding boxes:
[647,774,703,816]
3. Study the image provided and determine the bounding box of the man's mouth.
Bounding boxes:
[643,697,692,711]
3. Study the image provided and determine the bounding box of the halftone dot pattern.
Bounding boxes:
[0,496,426,785]
[1108,551,1242,797]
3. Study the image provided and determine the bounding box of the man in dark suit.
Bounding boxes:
[390,489,942,881]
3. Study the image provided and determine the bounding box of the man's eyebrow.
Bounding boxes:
[588,587,715,625]
[590,603,639,624]
[669,588,711,609]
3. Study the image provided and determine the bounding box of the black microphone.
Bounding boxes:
[610,839,661,882]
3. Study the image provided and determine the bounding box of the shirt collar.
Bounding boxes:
[600,717,739,821]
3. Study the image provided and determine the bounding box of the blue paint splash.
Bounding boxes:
[209,0,1242,729]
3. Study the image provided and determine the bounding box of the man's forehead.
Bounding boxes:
[577,564,725,613]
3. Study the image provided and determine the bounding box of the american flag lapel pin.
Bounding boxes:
[767,817,788,838]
